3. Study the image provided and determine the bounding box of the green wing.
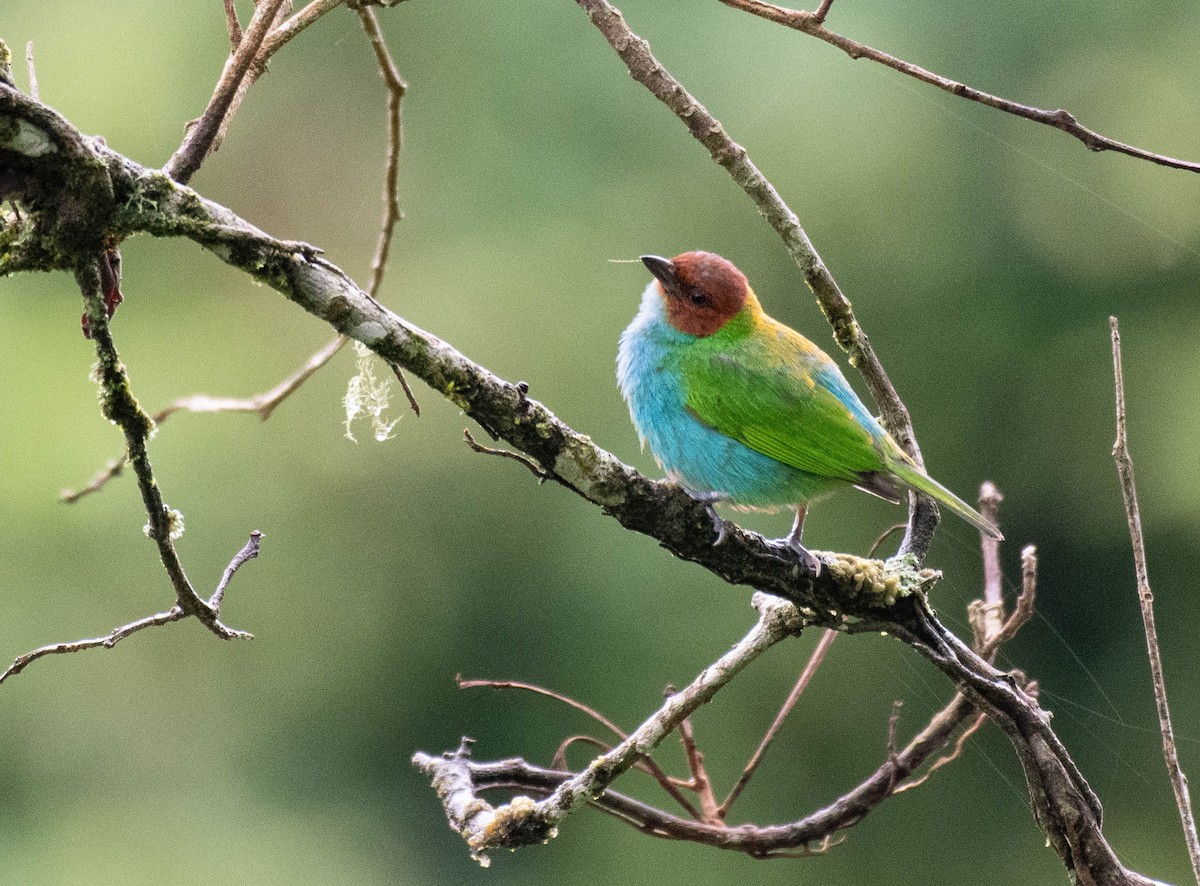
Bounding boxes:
[680,322,886,482]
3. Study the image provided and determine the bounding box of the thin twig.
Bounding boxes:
[0,530,262,684]
[463,429,550,481]
[719,626,838,817]
[263,0,345,56]
[414,594,805,862]
[355,5,420,415]
[893,711,987,794]
[457,675,629,739]
[867,523,906,558]
[163,0,289,183]
[77,262,249,641]
[974,482,1005,648]
[574,0,939,559]
[457,675,699,817]
[356,5,408,299]
[718,0,1200,175]
[223,0,244,48]
[986,545,1038,653]
[24,41,37,100]
[390,362,421,415]
[425,662,1008,859]
[552,733,612,768]
[1111,316,1200,882]
[0,607,184,684]
[885,700,903,758]
[61,334,350,502]
[211,529,263,610]
[675,706,721,823]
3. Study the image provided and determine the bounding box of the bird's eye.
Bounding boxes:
[689,290,708,306]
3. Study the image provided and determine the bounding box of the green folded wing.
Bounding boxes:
[680,324,887,482]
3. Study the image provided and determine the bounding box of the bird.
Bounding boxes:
[616,250,1001,572]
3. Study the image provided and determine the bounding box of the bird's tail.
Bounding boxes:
[888,460,1003,540]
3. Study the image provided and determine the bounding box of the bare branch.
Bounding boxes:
[0,607,185,684]
[885,700,903,758]
[463,429,550,481]
[0,530,262,685]
[264,0,345,56]
[893,710,987,794]
[718,0,1200,174]
[971,482,1005,649]
[452,753,856,857]
[719,626,838,817]
[430,657,1015,859]
[355,4,408,299]
[61,334,350,502]
[987,544,1038,652]
[355,4,421,415]
[457,674,700,817]
[457,675,631,741]
[675,706,721,823]
[414,594,805,862]
[77,262,250,642]
[390,361,421,415]
[1111,317,1200,881]
[211,529,263,610]
[223,0,244,49]
[163,0,290,183]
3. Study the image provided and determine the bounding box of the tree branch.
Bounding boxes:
[0,530,261,684]
[163,0,290,184]
[1110,317,1200,882]
[414,594,806,863]
[718,0,1200,175]
[75,261,251,639]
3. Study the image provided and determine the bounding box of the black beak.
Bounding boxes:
[640,255,678,292]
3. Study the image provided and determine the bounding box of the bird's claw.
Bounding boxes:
[705,503,729,547]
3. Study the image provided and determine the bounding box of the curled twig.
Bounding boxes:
[457,675,699,816]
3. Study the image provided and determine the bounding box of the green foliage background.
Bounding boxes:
[2,1,1199,883]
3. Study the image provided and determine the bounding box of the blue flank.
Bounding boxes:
[813,361,886,441]
[617,282,844,507]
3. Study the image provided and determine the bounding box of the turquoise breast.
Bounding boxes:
[617,283,840,507]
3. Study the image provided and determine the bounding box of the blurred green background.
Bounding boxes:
[2,1,1199,883]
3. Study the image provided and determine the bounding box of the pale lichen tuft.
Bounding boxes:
[344,340,400,442]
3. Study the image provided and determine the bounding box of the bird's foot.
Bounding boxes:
[784,535,822,577]
[684,490,731,547]
[782,504,820,575]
